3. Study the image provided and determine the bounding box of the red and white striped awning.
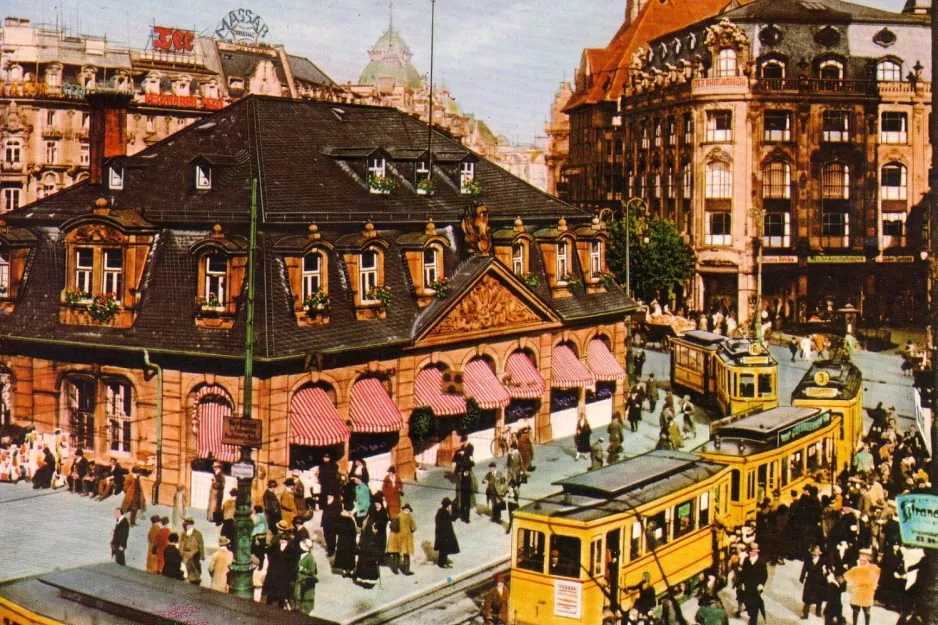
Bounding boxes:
[196,393,238,463]
[290,386,349,447]
[503,352,546,400]
[350,377,403,434]
[551,344,595,389]
[464,359,511,410]
[586,339,627,382]
[415,367,466,417]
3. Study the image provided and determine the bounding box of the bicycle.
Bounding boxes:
[490,426,516,458]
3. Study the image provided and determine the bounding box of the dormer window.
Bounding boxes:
[416,161,430,183]
[204,254,227,305]
[359,249,379,302]
[512,243,525,276]
[103,250,122,294]
[302,252,323,299]
[75,249,93,294]
[460,162,475,193]
[368,157,387,179]
[196,164,212,190]
[109,165,124,190]
[423,247,439,286]
[556,240,570,282]
[590,240,603,278]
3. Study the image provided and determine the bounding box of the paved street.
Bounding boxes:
[0,345,919,624]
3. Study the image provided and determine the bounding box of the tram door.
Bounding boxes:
[757,464,768,503]
[606,528,621,611]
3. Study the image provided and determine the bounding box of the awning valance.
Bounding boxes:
[415,367,466,417]
[464,359,511,410]
[586,339,626,382]
[196,395,238,462]
[350,377,404,434]
[290,387,349,447]
[503,352,546,400]
[551,344,595,390]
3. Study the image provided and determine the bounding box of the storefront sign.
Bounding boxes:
[807,255,866,264]
[222,417,263,448]
[897,493,938,549]
[554,579,582,618]
[143,93,226,110]
[231,461,255,479]
[879,255,916,263]
[215,9,269,43]
[152,26,195,52]
[778,410,831,446]
[762,255,798,265]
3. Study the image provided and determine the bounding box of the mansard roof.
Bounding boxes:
[720,0,929,24]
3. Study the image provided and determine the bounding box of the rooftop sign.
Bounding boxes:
[215,9,269,43]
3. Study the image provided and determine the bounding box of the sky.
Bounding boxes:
[3,0,911,144]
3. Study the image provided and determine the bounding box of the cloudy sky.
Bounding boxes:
[3,0,910,143]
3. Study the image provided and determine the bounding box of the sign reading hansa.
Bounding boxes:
[897,493,938,549]
[215,9,269,43]
[222,417,263,448]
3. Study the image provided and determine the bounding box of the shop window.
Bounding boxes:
[822,110,850,142]
[705,111,733,142]
[517,528,546,572]
[75,248,94,294]
[699,491,710,526]
[881,163,908,201]
[715,48,738,78]
[706,212,732,247]
[758,373,773,397]
[739,373,756,398]
[106,380,132,455]
[763,213,791,248]
[877,59,902,82]
[764,111,792,142]
[204,253,227,304]
[548,535,582,579]
[883,212,906,248]
[359,249,379,302]
[673,499,695,538]
[302,252,323,299]
[629,520,643,560]
[881,112,908,144]
[103,249,122,295]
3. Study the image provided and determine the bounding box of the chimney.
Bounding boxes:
[86,92,132,185]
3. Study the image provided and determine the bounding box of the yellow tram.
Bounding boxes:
[791,360,864,473]
[509,450,732,625]
[696,406,839,527]
[671,333,778,416]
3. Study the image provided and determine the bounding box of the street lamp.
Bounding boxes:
[622,197,648,299]
[748,206,765,346]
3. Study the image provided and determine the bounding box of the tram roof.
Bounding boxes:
[715,338,777,366]
[0,563,337,625]
[791,360,862,401]
[517,450,726,522]
[699,406,833,456]
[674,330,726,348]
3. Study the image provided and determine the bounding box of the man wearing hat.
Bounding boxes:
[207,462,225,525]
[318,453,340,511]
[453,436,476,523]
[264,522,300,609]
[589,436,604,471]
[844,549,880,625]
[146,514,163,574]
[264,479,282,536]
[800,545,826,618]
[179,517,205,585]
[482,574,509,625]
[281,478,297,527]
[208,536,234,593]
[483,462,508,522]
[740,543,768,625]
[110,507,131,566]
[387,502,416,575]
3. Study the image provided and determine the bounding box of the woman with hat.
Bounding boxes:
[264,522,300,609]
[294,538,318,614]
[354,501,384,588]
[146,515,163,574]
[333,508,359,578]
[434,497,460,568]
[387,502,416,575]
[800,545,826,618]
[208,536,234,593]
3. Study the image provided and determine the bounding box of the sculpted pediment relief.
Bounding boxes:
[428,275,545,338]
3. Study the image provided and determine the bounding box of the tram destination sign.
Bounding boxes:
[222,417,263,448]
[778,411,831,446]
[897,493,938,549]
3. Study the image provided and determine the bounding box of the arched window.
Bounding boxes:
[762,162,791,199]
[512,242,526,276]
[705,161,732,199]
[63,376,96,452]
[818,59,844,80]
[106,379,133,455]
[39,173,58,199]
[822,163,850,199]
[3,139,22,166]
[302,251,324,299]
[761,60,785,80]
[881,163,908,201]
[877,59,902,82]
[715,48,738,78]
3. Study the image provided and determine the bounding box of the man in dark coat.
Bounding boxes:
[321,494,341,557]
[264,529,300,609]
[318,453,340,510]
[453,436,475,523]
[740,543,768,625]
[434,497,460,568]
[645,373,659,413]
[111,507,130,565]
[162,533,186,580]
[67,448,88,493]
[634,349,646,379]
[32,446,56,489]
[263,479,282,536]
[801,545,827,618]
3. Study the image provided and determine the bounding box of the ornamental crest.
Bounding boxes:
[429,275,541,337]
[704,18,750,51]
[73,224,123,243]
[462,204,491,256]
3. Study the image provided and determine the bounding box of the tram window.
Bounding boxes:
[549,535,582,579]
[517,529,546,573]
[700,491,710,526]
[646,510,669,551]
[731,469,741,501]
[673,499,695,538]
[758,374,773,397]
[746,471,756,500]
[757,464,768,502]
[790,450,804,480]
[739,374,756,398]
[590,537,604,577]
[629,520,643,560]
[781,456,790,486]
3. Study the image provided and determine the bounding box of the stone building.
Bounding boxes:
[545,81,573,196]
[0,93,633,506]
[560,0,932,324]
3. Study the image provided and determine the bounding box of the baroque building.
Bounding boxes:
[0,93,633,506]
[560,0,932,324]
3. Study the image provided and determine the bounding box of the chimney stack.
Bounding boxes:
[86,92,132,185]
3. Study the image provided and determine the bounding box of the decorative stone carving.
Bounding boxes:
[705,19,750,52]
[461,204,491,255]
[73,224,123,243]
[430,275,541,336]
[706,147,732,163]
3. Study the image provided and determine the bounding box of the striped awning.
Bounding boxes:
[551,344,595,390]
[504,352,546,400]
[290,386,349,447]
[415,367,466,417]
[586,339,627,382]
[196,394,238,463]
[350,378,403,434]
[464,359,511,410]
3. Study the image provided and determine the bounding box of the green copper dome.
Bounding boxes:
[358,27,425,90]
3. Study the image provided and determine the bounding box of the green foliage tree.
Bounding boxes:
[409,406,436,446]
[459,398,482,436]
[608,211,696,303]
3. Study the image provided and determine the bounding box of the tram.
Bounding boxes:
[696,406,839,527]
[509,450,731,625]
[791,360,864,473]
[670,333,778,416]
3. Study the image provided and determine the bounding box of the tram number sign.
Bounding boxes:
[554,579,582,618]
[897,494,938,550]
[222,417,263,448]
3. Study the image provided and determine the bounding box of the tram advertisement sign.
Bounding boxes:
[554,580,582,618]
[222,417,263,448]
[778,411,831,446]
[897,493,938,549]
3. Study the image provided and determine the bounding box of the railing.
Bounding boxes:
[754,78,877,96]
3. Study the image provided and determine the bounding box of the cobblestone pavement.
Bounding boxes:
[0,346,916,624]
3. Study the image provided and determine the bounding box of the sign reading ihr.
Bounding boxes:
[222,417,263,448]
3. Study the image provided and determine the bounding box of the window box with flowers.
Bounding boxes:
[197,293,226,314]
[303,289,331,321]
[428,277,451,299]
[368,174,397,195]
[65,287,93,307]
[598,271,616,290]
[461,178,483,196]
[522,273,539,289]
[88,293,120,323]
[365,284,392,317]
[559,273,584,292]
[417,176,436,196]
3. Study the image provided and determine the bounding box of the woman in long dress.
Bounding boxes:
[333,509,358,577]
[354,504,384,588]
[574,414,592,461]
[294,539,318,614]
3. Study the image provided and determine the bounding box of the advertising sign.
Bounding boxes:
[778,410,831,446]
[762,255,799,265]
[231,461,255,480]
[554,579,582,618]
[215,9,269,43]
[152,27,195,53]
[897,493,938,549]
[222,417,263,448]
[807,255,866,264]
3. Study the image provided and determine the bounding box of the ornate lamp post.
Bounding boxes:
[748,206,765,345]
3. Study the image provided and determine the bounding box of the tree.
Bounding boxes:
[608,213,696,303]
